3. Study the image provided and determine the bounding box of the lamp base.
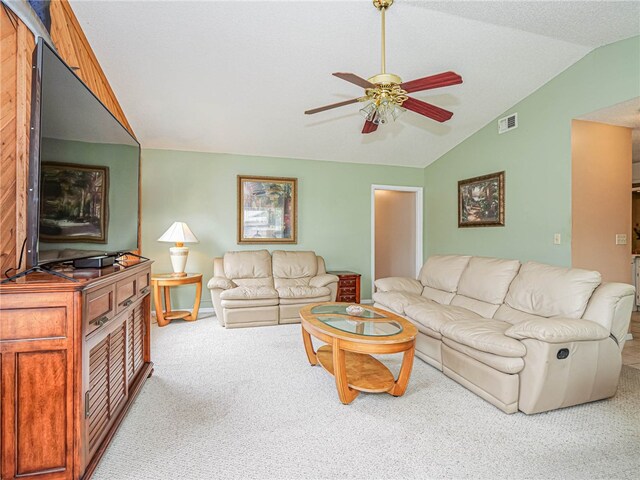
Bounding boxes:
[169,246,189,276]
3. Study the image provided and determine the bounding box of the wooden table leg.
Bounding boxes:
[185,280,202,321]
[153,284,169,327]
[389,342,415,397]
[301,326,318,365]
[333,339,359,405]
[163,287,172,314]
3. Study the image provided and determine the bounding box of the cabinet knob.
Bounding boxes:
[122,299,133,307]
[140,287,150,295]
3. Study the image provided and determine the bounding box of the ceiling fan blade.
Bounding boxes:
[333,72,375,89]
[305,97,364,115]
[362,119,378,134]
[400,71,463,94]
[403,97,453,123]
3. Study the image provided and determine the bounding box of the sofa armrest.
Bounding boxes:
[207,277,236,290]
[374,277,422,295]
[505,318,609,343]
[309,274,339,288]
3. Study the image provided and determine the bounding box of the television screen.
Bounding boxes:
[28,39,140,267]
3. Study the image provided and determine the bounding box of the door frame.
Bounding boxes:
[371,185,423,298]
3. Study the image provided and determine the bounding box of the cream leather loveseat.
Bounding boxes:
[208,250,339,328]
[373,255,634,414]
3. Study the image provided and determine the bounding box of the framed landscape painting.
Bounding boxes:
[40,162,109,242]
[458,171,505,227]
[237,175,297,244]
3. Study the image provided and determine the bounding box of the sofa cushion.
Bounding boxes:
[279,294,332,305]
[223,250,273,281]
[220,285,278,301]
[221,298,279,309]
[421,286,456,305]
[456,257,521,305]
[372,291,429,315]
[450,295,500,318]
[277,285,331,299]
[493,304,548,325]
[442,338,525,374]
[440,318,527,358]
[272,251,318,279]
[505,262,601,319]
[309,274,339,288]
[405,302,481,340]
[418,255,471,292]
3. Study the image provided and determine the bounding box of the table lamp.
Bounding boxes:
[157,222,199,277]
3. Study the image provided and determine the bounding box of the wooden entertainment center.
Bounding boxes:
[0,259,153,480]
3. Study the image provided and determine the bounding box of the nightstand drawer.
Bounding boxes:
[116,274,138,313]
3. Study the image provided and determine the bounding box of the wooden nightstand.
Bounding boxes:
[328,271,361,303]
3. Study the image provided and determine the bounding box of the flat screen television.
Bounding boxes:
[27,39,140,268]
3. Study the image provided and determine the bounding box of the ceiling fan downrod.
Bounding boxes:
[370,0,401,86]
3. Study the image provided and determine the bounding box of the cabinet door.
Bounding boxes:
[87,336,110,456]
[132,303,145,379]
[108,322,127,418]
[0,291,76,480]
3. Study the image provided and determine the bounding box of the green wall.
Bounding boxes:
[141,149,423,309]
[423,36,640,265]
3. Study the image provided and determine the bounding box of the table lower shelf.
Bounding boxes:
[316,345,395,393]
[163,310,193,321]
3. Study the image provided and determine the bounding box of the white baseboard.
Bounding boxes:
[626,333,633,341]
[361,298,373,305]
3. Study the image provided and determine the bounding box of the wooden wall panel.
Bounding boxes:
[0,0,135,276]
[1,7,20,276]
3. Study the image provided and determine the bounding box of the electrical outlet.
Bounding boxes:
[615,234,627,245]
[553,233,561,245]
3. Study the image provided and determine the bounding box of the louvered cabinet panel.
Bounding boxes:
[132,303,145,379]
[87,336,110,454]
[109,322,127,418]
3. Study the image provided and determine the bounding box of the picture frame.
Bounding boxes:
[40,162,109,242]
[458,171,505,228]
[237,175,297,244]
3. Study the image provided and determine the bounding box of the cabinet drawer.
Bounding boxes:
[116,275,138,313]
[339,286,356,295]
[340,278,357,287]
[138,271,150,296]
[340,295,357,303]
[86,285,116,337]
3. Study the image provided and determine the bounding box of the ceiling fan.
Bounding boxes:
[305,0,463,134]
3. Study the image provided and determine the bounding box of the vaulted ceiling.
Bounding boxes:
[71,0,640,168]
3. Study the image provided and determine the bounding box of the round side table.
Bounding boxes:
[151,273,203,327]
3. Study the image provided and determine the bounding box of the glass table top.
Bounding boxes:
[311,304,385,319]
[318,316,403,337]
[309,305,402,337]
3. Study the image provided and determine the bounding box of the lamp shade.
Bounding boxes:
[158,222,199,244]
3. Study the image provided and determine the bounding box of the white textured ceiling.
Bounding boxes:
[70,0,640,168]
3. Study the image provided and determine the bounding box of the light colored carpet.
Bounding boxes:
[94,315,640,480]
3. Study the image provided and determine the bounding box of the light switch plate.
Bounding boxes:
[553,233,561,245]
[615,234,627,245]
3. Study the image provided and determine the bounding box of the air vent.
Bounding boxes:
[498,113,518,134]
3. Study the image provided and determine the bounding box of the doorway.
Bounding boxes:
[371,185,423,296]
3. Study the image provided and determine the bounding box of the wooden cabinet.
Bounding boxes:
[0,260,153,480]
[328,271,362,304]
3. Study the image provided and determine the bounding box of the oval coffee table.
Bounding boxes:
[299,302,418,404]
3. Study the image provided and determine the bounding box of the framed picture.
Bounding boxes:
[40,162,109,242]
[237,175,297,244]
[458,171,505,228]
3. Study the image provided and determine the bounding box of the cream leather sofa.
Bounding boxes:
[373,255,634,414]
[208,250,339,328]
